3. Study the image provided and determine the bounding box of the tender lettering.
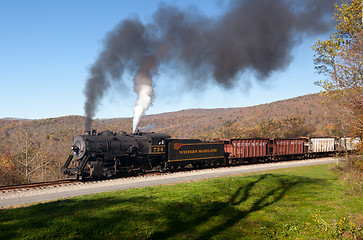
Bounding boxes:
[179,150,198,154]
[179,149,218,154]
[198,149,218,153]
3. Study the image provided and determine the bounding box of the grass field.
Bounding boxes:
[0,163,362,239]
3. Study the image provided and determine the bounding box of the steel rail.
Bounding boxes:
[0,180,79,191]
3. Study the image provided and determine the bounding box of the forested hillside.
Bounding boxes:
[138,93,348,139]
[0,93,352,185]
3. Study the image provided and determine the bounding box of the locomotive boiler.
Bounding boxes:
[62,130,171,179]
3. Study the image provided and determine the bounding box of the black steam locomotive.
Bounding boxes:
[62,130,225,179]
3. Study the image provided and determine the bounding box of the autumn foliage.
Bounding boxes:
[0,146,22,185]
[313,0,363,151]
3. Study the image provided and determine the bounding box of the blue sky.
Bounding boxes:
[0,0,332,120]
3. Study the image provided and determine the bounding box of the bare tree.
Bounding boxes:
[12,132,54,183]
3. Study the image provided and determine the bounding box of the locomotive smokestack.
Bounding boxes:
[83,0,335,127]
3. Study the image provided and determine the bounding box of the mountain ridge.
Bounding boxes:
[0,92,343,142]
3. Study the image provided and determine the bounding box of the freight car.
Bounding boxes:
[270,138,306,160]
[221,138,270,164]
[337,137,361,152]
[62,130,360,179]
[309,137,336,157]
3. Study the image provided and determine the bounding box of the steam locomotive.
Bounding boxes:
[62,130,360,179]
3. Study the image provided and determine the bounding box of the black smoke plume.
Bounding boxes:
[84,0,335,131]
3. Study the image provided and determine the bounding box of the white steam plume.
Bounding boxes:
[132,68,154,133]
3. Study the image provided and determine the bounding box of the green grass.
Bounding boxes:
[0,164,362,239]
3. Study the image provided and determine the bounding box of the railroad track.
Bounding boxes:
[0,171,163,192]
[0,180,79,192]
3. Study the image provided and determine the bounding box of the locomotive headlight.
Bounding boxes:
[71,146,80,152]
[71,136,87,159]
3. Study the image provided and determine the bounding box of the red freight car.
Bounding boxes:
[221,138,270,163]
[270,138,307,159]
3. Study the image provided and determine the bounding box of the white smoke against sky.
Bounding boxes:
[132,73,154,133]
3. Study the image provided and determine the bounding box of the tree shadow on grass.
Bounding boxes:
[150,174,325,239]
[0,173,328,240]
